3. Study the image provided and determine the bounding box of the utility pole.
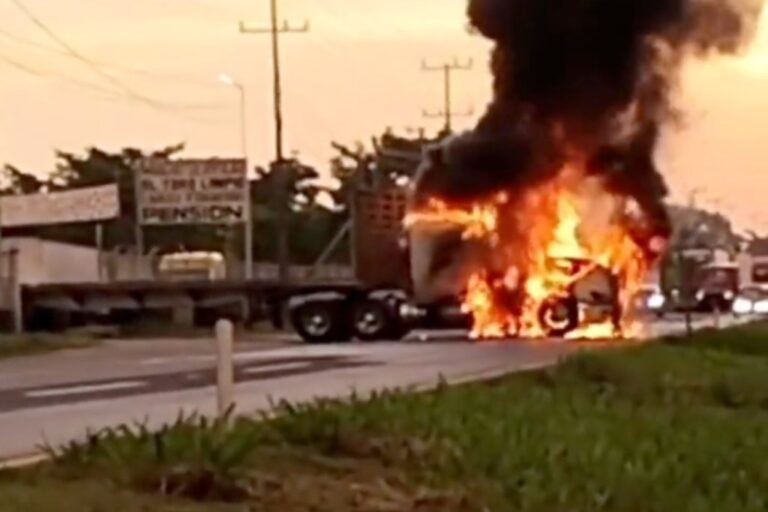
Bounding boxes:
[421,59,473,135]
[240,0,309,283]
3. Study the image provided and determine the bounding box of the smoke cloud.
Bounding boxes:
[413,0,762,239]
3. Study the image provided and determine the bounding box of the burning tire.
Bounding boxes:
[538,295,579,338]
[290,300,351,344]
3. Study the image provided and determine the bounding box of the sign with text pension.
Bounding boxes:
[137,158,248,225]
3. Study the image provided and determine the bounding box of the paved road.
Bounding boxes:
[0,354,376,414]
[0,314,752,462]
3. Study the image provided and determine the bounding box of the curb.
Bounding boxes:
[0,452,48,471]
[417,361,557,391]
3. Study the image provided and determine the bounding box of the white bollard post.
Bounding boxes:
[214,319,235,417]
[713,304,721,329]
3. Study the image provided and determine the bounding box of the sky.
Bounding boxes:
[0,0,766,231]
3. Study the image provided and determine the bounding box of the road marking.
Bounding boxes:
[142,354,211,366]
[25,381,148,399]
[241,361,311,376]
[141,345,369,366]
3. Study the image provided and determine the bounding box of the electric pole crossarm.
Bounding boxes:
[423,108,474,118]
[421,58,473,71]
[420,58,474,134]
[239,20,310,34]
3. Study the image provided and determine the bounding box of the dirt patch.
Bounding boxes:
[244,452,477,512]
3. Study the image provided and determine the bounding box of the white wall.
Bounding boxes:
[1,238,100,285]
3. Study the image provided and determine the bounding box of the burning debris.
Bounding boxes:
[407,0,760,339]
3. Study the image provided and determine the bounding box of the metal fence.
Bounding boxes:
[102,252,354,283]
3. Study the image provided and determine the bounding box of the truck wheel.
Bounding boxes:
[352,299,398,342]
[290,301,351,344]
[538,296,579,338]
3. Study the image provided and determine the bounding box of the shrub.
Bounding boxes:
[42,407,261,502]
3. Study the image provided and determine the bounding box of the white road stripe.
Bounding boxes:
[25,381,148,399]
[141,345,369,366]
[241,361,311,375]
[141,354,211,366]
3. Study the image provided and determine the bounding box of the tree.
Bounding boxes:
[1,165,46,195]
[327,130,445,211]
[38,145,202,251]
[248,158,339,265]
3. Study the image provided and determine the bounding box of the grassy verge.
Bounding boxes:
[2,323,768,511]
[0,333,100,360]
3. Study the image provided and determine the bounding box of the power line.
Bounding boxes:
[0,50,126,99]
[0,27,231,111]
[421,58,474,135]
[0,26,223,89]
[8,0,212,118]
[0,48,226,114]
[9,0,158,106]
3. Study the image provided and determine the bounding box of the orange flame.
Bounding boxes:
[406,165,656,340]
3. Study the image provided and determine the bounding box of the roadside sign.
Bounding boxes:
[137,158,248,225]
[0,184,120,228]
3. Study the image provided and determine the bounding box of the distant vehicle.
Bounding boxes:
[693,262,739,312]
[157,251,227,281]
[658,262,738,315]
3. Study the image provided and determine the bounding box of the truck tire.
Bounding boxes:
[538,296,579,338]
[290,300,351,344]
[352,299,399,342]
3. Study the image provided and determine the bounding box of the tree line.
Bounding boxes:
[1,131,438,266]
[7,130,730,274]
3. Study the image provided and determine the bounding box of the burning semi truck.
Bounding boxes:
[287,148,666,343]
[284,0,755,343]
[404,140,668,339]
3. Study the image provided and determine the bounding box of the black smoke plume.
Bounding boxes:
[413,0,761,239]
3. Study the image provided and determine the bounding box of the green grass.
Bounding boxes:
[2,322,768,511]
[0,333,99,359]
